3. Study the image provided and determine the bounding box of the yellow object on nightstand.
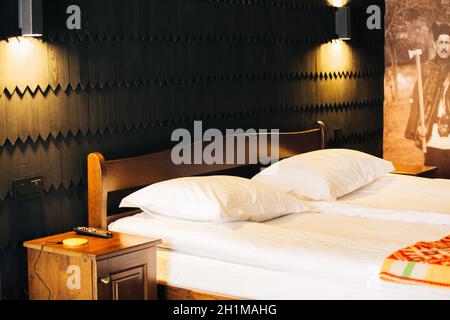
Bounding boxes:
[62,238,88,247]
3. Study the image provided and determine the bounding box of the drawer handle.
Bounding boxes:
[100,276,110,285]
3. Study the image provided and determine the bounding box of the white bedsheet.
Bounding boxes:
[307,174,450,225]
[110,210,450,299]
[157,248,450,300]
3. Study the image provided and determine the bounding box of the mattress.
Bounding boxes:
[109,209,450,299]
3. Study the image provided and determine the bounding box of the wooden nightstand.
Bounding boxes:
[392,163,438,178]
[24,231,161,300]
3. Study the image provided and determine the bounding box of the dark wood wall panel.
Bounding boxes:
[0,0,385,299]
[0,101,383,202]
[0,73,383,147]
[0,244,27,299]
[0,39,384,96]
[0,0,386,96]
[0,0,19,40]
[42,0,335,41]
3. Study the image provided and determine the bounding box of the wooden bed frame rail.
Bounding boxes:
[88,121,325,230]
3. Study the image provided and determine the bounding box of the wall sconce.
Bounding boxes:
[335,7,351,40]
[18,0,43,37]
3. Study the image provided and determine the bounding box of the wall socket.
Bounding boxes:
[13,176,43,200]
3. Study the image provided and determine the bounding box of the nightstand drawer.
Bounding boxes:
[98,265,146,300]
[96,247,157,300]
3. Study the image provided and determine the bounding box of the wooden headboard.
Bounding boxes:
[88,121,326,229]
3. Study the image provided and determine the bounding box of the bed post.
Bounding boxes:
[88,152,108,229]
[316,121,326,149]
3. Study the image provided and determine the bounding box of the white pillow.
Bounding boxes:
[252,149,394,201]
[120,176,308,222]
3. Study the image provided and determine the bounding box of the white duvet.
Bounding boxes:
[308,174,450,224]
[109,174,450,299]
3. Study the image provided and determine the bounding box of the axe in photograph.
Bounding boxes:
[409,49,427,153]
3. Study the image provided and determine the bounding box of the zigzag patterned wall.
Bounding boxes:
[0,0,385,299]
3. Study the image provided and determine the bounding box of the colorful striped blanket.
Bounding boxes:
[380,236,450,289]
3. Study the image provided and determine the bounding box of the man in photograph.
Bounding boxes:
[405,22,450,178]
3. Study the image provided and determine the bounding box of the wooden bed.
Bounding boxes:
[87,121,326,300]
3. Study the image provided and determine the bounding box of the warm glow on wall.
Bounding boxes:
[319,40,353,71]
[7,37,34,56]
[1,37,49,93]
[327,0,349,7]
